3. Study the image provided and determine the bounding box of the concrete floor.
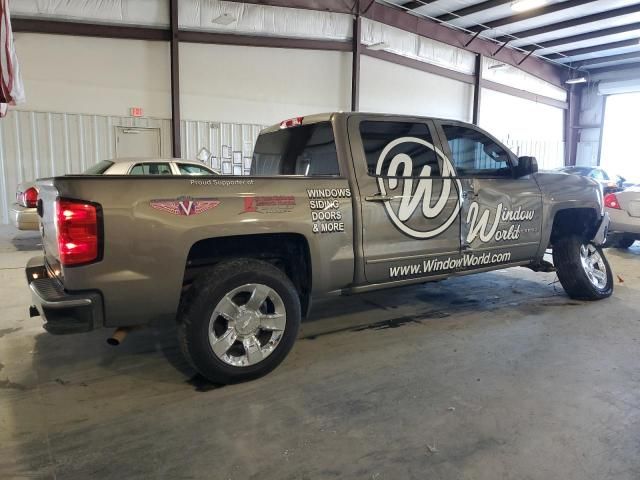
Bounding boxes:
[1,226,639,480]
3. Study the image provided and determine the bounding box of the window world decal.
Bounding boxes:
[389,251,512,279]
[375,137,462,239]
[374,137,537,242]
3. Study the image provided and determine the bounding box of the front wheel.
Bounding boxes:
[552,235,613,300]
[178,259,301,384]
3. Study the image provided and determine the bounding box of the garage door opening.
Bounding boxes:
[601,93,640,185]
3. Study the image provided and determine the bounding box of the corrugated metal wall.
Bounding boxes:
[0,111,264,224]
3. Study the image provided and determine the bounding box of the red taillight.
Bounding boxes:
[279,116,304,129]
[604,193,621,210]
[21,187,38,208]
[56,199,100,266]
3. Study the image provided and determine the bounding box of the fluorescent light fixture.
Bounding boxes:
[367,41,390,51]
[511,0,547,12]
[566,77,587,84]
[212,13,236,25]
[488,63,507,70]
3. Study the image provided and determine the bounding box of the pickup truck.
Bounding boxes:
[26,113,612,384]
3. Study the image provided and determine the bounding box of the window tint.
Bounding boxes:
[251,122,339,176]
[442,125,512,177]
[82,160,114,175]
[177,163,215,175]
[360,121,440,177]
[129,163,172,175]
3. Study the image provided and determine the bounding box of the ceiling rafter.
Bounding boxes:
[520,21,640,51]
[576,50,640,68]
[399,0,439,10]
[468,0,599,33]
[436,0,511,23]
[545,38,640,60]
[495,3,640,42]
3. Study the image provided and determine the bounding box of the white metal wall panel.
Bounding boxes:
[180,120,264,174]
[0,111,263,224]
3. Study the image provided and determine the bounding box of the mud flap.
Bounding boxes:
[591,213,610,246]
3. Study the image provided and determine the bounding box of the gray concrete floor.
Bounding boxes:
[1,225,639,480]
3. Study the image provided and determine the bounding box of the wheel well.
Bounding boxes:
[550,208,599,245]
[183,233,312,316]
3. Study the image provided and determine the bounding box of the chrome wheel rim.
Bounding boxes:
[580,244,608,290]
[208,283,286,367]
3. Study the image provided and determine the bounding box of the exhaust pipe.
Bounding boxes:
[107,327,131,346]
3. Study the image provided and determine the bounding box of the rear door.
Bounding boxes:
[436,122,543,266]
[347,115,462,284]
[115,127,161,158]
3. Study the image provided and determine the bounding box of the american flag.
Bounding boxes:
[0,0,25,117]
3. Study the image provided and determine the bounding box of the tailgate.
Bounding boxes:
[36,180,62,276]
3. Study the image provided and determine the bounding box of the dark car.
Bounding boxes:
[558,166,625,194]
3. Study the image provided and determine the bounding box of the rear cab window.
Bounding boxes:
[251,122,340,176]
[177,163,214,175]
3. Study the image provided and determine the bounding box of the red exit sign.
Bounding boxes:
[130,107,144,117]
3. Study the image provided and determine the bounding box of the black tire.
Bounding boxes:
[178,259,301,384]
[553,235,613,301]
[615,234,636,249]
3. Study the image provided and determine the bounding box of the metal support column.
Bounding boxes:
[472,54,482,125]
[170,0,181,158]
[351,14,362,112]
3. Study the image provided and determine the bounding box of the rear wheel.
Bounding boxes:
[178,259,301,384]
[552,235,613,301]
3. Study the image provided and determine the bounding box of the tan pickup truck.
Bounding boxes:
[26,113,611,383]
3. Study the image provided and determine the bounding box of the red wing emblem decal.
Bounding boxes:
[150,197,220,216]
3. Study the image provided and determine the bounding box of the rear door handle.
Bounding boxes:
[365,194,392,202]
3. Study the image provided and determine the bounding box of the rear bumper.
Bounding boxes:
[11,204,39,231]
[27,256,104,335]
[606,207,640,235]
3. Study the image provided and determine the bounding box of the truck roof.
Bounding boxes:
[260,111,463,134]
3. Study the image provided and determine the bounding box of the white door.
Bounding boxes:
[115,127,161,158]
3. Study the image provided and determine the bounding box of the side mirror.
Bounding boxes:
[515,156,538,177]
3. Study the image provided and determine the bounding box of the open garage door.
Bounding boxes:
[601,93,640,186]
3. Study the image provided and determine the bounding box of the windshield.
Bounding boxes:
[251,122,339,177]
[82,160,114,175]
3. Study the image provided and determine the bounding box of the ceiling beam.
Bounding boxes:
[222,0,356,14]
[545,38,640,60]
[365,1,566,86]
[12,18,170,41]
[519,22,640,51]
[576,50,640,68]
[469,0,598,33]
[179,30,351,51]
[495,3,640,42]
[437,0,511,23]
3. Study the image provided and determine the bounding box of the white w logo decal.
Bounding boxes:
[376,137,461,239]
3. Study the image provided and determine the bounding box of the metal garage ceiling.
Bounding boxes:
[381,0,640,72]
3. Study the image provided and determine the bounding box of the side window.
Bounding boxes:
[129,163,172,175]
[591,169,605,181]
[360,121,440,177]
[251,122,339,176]
[177,163,214,175]
[442,125,512,177]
